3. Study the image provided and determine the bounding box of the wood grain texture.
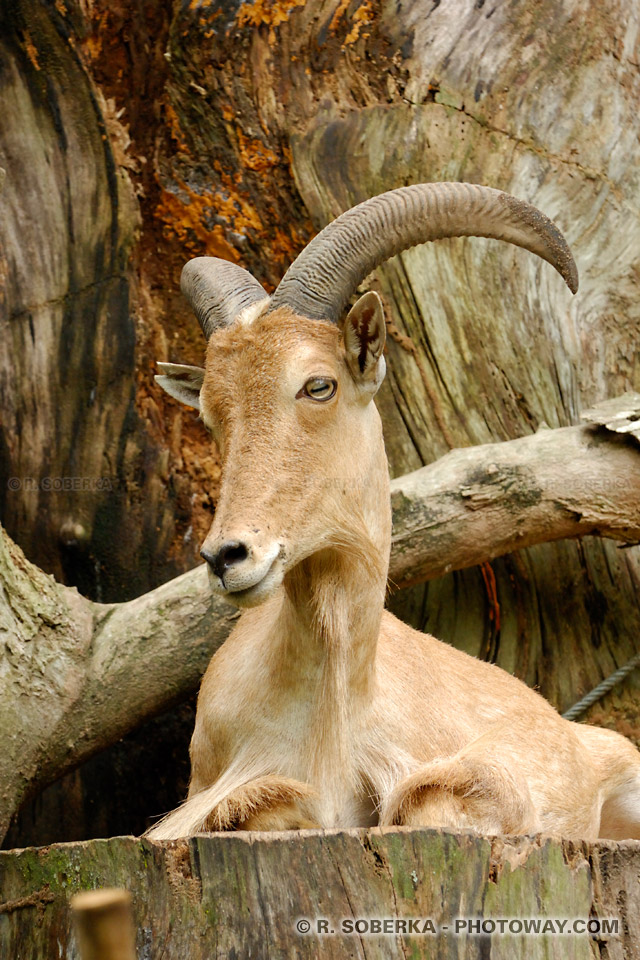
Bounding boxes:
[0,829,637,959]
[0,0,138,598]
[0,0,213,605]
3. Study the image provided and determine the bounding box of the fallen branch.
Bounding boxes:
[0,420,638,843]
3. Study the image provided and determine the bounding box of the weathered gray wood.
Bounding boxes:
[390,423,640,587]
[0,0,139,602]
[0,829,636,959]
[582,393,640,444]
[0,0,205,605]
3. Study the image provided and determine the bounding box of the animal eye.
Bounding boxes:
[298,377,337,402]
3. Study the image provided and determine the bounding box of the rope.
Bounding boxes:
[562,650,640,721]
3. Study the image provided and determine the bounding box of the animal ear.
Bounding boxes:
[343,291,386,392]
[155,362,205,410]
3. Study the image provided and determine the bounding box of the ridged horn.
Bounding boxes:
[181,257,270,339]
[267,183,578,323]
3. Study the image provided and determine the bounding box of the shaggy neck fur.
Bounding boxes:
[273,432,391,822]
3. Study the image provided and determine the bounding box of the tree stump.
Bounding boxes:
[1,829,638,959]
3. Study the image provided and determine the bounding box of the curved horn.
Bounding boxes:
[181,257,270,338]
[267,183,578,322]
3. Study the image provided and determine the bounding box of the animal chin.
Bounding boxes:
[207,557,283,608]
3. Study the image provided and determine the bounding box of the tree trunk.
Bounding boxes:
[1,0,639,840]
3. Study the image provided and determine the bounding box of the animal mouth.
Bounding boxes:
[208,546,284,607]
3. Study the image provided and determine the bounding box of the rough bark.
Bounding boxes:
[1,422,638,847]
[0,829,638,959]
[390,423,640,588]
[0,531,234,848]
[0,0,211,603]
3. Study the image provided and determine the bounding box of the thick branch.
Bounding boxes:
[1,421,638,842]
[389,423,640,588]
[0,549,236,844]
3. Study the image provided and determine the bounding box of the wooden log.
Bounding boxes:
[0,829,636,959]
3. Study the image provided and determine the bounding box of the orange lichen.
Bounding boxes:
[165,102,191,154]
[272,225,308,266]
[22,31,41,71]
[212,176,264,233]
[80,10,108,64]
[329,0,351,32]
[187,0,222,18]
[156,185,239,260]
[235,0,305,40]
[344,0,375,44]
[236,129,279,174]
[155,177,266,259]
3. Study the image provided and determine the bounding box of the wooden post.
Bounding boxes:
[71,889,137,960]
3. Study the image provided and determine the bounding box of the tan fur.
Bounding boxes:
[148,309,640,841]
[202,776,319,831]
[382,753,535,834]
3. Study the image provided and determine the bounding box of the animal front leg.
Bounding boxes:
[380,754,537,835]
[204,776,321,831]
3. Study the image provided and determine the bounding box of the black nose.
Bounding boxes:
[201,541,249,582]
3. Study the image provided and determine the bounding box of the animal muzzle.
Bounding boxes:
[200,536,283,602]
